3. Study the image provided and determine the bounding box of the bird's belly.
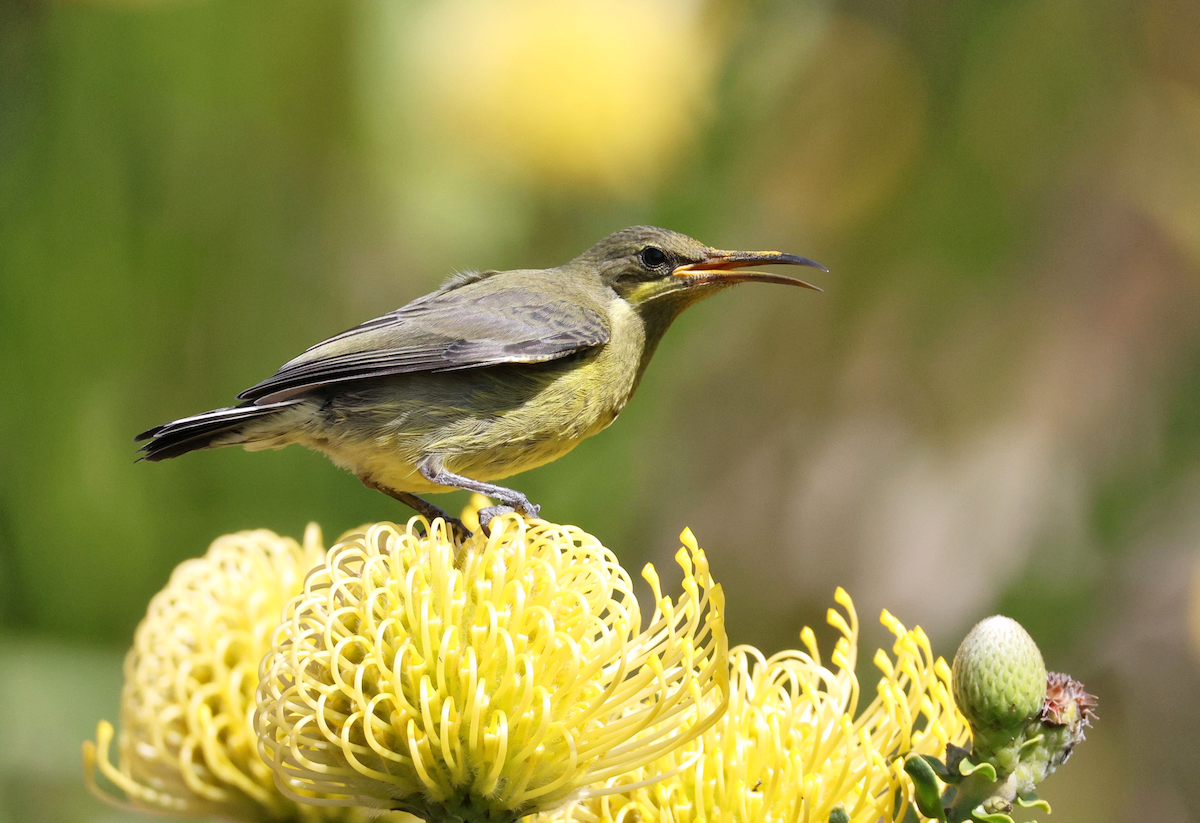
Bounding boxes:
[317,426,597,495]
[444,422,602,483]
[297,352,635,494]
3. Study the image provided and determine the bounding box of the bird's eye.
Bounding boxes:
[639,247,668,269]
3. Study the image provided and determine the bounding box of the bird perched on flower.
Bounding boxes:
[137,226,824,532]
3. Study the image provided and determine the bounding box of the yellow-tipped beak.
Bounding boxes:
[673,250,828,290]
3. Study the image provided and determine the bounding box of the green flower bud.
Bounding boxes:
[952,616,1047,734]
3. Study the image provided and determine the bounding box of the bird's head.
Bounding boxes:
[575,226,826,311]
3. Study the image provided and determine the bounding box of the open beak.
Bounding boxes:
[673,249,828,290]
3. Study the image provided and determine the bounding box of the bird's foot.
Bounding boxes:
[478,497,541,535]
[509,495,540,519]
[414,459,543,536]
[478,506,513,535]
[360,477,473,543]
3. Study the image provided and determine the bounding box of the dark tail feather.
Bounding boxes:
[136,401,298,462]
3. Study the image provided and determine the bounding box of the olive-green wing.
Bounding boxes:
[237,283,611,403]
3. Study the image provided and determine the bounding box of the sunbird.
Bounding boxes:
[138,226,825,532]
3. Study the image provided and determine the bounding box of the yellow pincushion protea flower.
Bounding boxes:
[83,525,362,821]
[539,588,970,823]
[255,514,729,822]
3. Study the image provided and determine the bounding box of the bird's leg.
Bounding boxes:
[360,476,470,542]
[417,457,541,533]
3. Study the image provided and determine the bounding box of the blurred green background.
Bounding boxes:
[2,0,1199,820]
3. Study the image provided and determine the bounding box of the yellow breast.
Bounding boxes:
[445,297,646,480]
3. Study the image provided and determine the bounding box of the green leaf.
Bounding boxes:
[958,758,998,782]
[922,753,959,783]
[904,754,948,821]
[969,809,1014,823]
[1017,794,1052,813]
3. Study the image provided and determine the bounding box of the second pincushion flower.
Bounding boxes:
[255,515,729,822]
[82,525,361,821]
[536,589,971,823]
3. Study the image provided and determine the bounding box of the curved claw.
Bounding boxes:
[478,505,514,536]
[478,498,541,535]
